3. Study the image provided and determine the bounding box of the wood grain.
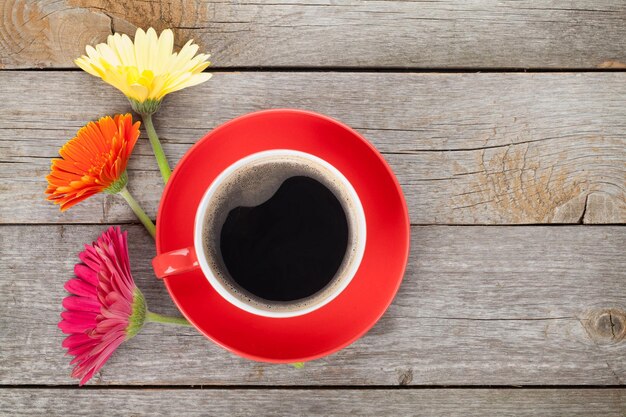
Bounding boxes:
[1,71,624,225]
[1,224,624,385]
[2,0,626,69]
[2,388,626,416]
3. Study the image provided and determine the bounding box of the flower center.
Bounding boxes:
[120,66,156,87]
[88,150,114,176]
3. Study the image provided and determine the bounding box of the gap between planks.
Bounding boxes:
[1,384,626,390]
[2,67,626,73]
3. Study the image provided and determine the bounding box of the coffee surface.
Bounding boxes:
[219,176,349,301]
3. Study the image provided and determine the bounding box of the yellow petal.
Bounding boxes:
[156,29,174,74]
[85,45,100,61]
[95,43,121,67]
[134,27,148,72]
[138,69,155,88]
[157,72,193,97]
[110,33,133,66]
[145,28,159,71]
[191,61,211,74]
[179,72,212,89]
[168,40,199,73]
[124,66,140,85]
[186,55,211,73]
[128,83,150,102]
[148,75,167,99]
[75,57,100,77]
[102,69,138,99]
[120,34,136,66]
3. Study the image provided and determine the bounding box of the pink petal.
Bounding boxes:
[60,309,98,323]
[59,319,96,334]
[62,333,94,349]
[78,335,125,385]
[64,278,97,297]
[62,296,101,313]
[72,332,124,384]
[67,341,98,357]
[100,305,131,320]
[79,247,101,272]
[74,264,98,286]
[95,319,127,334]
[103,291,123,304]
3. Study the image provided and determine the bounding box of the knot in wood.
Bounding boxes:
[586,309,625,343]
[398,369,413,386]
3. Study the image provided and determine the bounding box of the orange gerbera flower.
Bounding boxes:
[46,114,140,211]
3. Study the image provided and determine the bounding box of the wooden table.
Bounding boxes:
[1,1,625,415]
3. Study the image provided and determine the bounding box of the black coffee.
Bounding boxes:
[219,176,349,302]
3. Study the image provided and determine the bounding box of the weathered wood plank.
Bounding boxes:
[1,71,624,224]
[2,0,626,69]
[1,225,624,385]
[2,388,625,416]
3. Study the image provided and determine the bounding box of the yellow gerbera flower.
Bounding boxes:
[75,27,212,114]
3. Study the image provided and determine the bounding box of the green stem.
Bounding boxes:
[142,113,171,183]
[118,187,156,239]
[146,311,192,326]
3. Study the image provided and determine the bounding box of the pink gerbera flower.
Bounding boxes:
[59,226,146,385]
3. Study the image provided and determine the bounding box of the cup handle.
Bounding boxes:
[152,247,199,279]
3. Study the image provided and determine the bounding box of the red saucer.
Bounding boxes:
[156,109,410,362]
